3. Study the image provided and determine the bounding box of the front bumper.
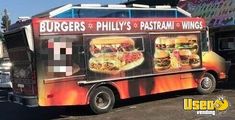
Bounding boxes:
[8,92,38,107]
[0,82,12,88]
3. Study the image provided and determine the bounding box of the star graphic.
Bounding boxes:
[176,23,181,28]
[134,23,138,28]
[88,23,93,29]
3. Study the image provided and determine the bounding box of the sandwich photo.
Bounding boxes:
[155,37,168,49]
[154,50,171,71]
[187,35,198,53]
[176,35,199,53]
[89,57,121,75]
[120,51,144,71]
[90,36,135,57]
[189,54,200,68]
[165,38,175,53]
[165,38,175,49]
[175,36,190,49]
[179,49,192,68]
[89,36,144,74]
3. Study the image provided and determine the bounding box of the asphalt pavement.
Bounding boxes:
[0,66,235,120]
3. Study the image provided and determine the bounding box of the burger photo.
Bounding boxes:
[154,50,171,71]
[165,38,175,49]
[165,38,175,52]
[175,36,190,49]
[155,37,168,49]
[89,36,144,74]
[189,54,200,68]
[179,49,192,68]
[187,35,198,53]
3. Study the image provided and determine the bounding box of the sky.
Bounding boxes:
[0,0,125,23]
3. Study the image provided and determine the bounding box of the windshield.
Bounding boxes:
[201,31,209,52]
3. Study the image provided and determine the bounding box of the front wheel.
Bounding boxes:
[89,86,115,114]
[197,72,216,94]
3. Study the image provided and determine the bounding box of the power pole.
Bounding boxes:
[1,9,11,32]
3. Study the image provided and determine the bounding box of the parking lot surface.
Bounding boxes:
[0,66,235,120]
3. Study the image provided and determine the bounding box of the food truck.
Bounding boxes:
[5,4,228,114]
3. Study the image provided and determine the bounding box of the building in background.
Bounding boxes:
[178,0,235,27]
[178,0,235,63]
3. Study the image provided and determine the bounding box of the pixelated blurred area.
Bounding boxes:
[47,38,80,77]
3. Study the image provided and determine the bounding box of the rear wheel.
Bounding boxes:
[89,86,115,114]
[197,72,216,94]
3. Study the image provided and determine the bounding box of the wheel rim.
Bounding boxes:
[201,76,212,89]
[95,92,111,110]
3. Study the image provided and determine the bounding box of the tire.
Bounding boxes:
[197,72,216,94]
[89,86,115,114]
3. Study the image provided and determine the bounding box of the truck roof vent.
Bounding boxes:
[18,16,31,22]
[128,4,149,8]
[154,5,171,9]
[77,4,101,7]
[103,4,126,8]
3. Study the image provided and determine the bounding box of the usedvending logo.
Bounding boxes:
[183,96,230,115]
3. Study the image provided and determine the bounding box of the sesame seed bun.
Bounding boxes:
[154,50,169,58]
[90,36,134,45]
[155,37,168,44]
[165,38,175,45]
[175,36,188,44]
[187,35,198,41]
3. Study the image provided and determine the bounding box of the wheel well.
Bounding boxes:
[101,84,120,100]
[206,70,218,81]
[88,83,120,102]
